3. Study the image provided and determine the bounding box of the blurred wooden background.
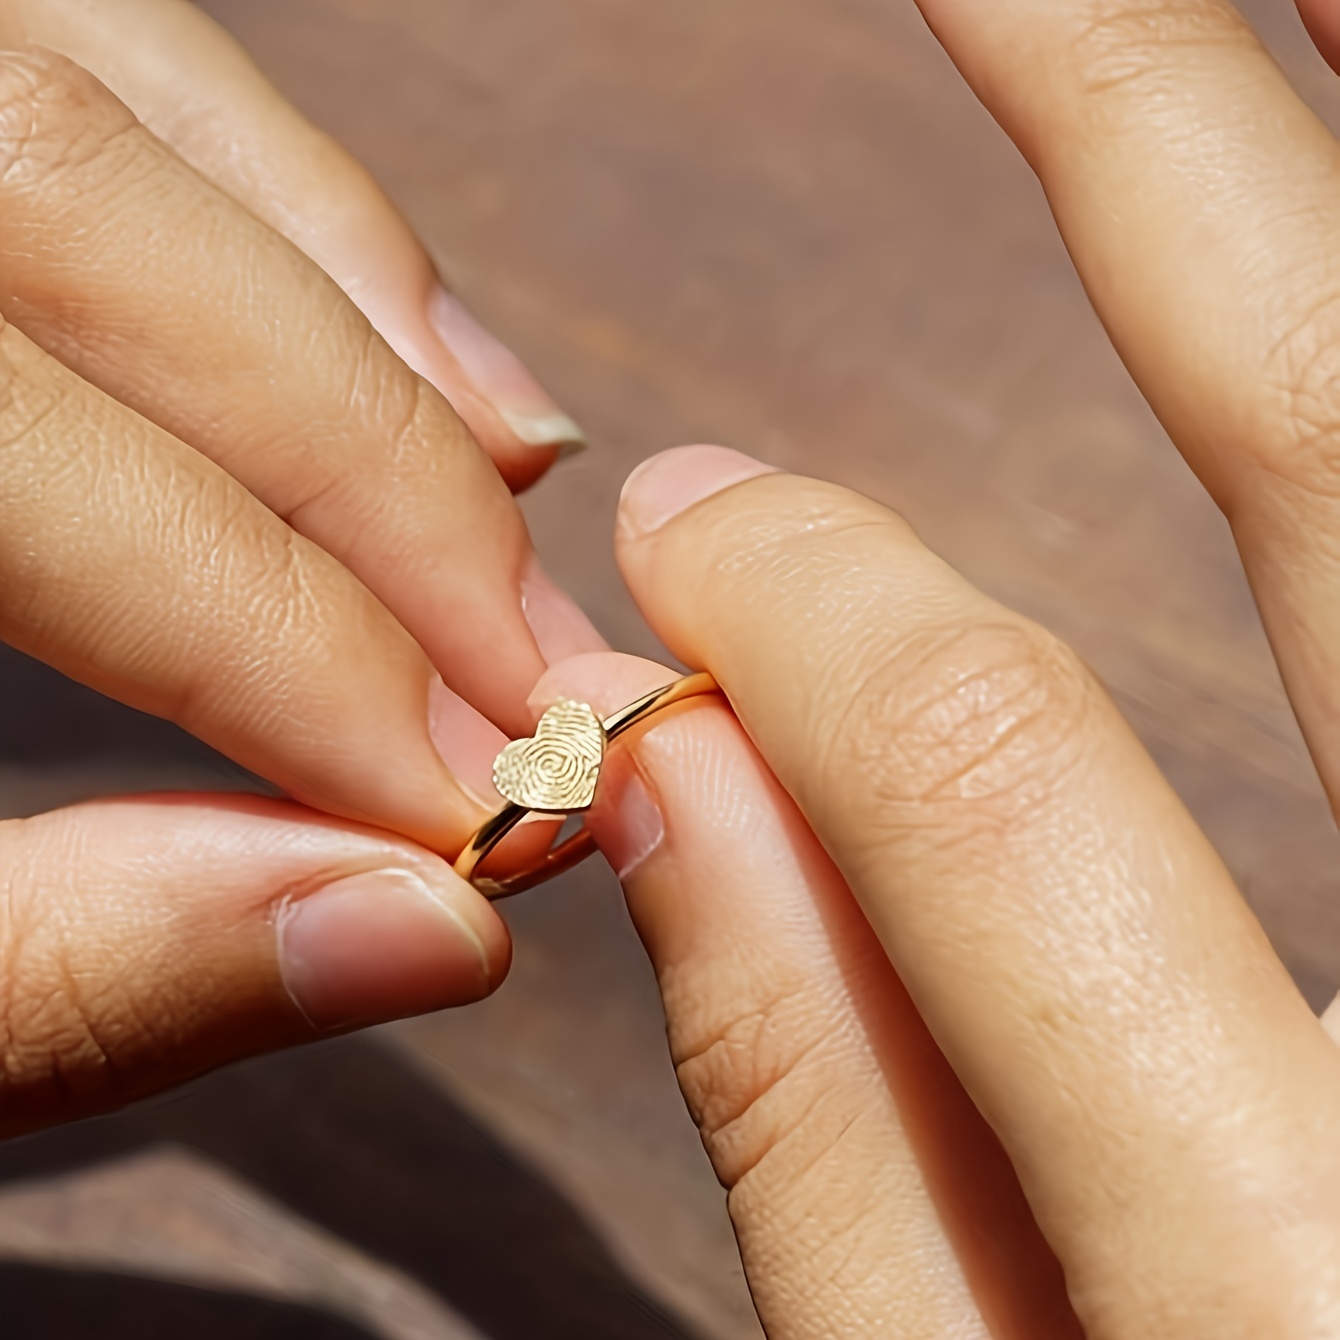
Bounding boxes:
[5,0,1340,1335]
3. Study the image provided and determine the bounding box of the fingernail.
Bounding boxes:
[277,869,498,1030]
[520,552,609,664]
[428,287,587,452]
[619,445,780,539]
[600,769,666,882]
[428,677,507,807]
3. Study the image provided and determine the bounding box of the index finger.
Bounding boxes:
[530,652,1074,1339]
[616,446,1340,1338]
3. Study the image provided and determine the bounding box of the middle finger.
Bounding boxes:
[0,311,479,852]
[0,49,600,735]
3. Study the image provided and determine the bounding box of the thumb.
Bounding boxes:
[0,794,510,1138]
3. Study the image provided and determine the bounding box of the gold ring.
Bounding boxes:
[453,672,720,900]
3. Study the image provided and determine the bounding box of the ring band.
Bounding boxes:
[453,672,719,900]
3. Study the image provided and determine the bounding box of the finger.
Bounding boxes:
[0,793,509,1139]
[0,0,585,484]
[0,50,602,732]
[1323,993,1340,1045]
[1296,0,1340,75]
[0,314,492,851]
[531,652,1081,1339]
[617,448,1340,1337]
[897,0,1340,810]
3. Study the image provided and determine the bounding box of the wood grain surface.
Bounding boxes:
[7,1,1340,1336]
[191,0,1340,1001]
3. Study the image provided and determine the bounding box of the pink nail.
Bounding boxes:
[520,552,609,665]
[276,869,500,1030]
[428,677,507,806]
[428,287,587,453]
[618,445,780,538]
[599,768,666,882]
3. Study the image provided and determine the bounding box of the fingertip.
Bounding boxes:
[617,445,780,541]
[597,763,666,883]
[461,879,515,994]
[526,652,700,886]
[276,864,511,1031]
[527,651,680,721]
[487,436,564,494]
[422,286,587,480]
[428,676,508,808]
[1298,0,1340,74]
[520,553,609,664]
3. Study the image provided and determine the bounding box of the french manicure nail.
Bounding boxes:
[520,552,609,664]
[277,868,495,1030]
[619,445,780,539]
[428,287,587,452]
[428,676,507,806]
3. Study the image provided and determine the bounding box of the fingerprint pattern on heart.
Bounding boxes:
[492,698,606,812]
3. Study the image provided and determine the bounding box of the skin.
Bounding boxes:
[541,452,1340,1336]
[523,0,1340,1333]
[0,0,608,1131]
[7,0,1340,1330]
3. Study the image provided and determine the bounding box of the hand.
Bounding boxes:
[0,1,603,1137]
[532,0,1340,1326]
[547,447,1336,1337]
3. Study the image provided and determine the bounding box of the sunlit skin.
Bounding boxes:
[6,0,1340,1334]
[0,0,605,1134]
[526,0,1340,1328]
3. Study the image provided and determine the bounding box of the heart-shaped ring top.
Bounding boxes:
[492,699,607,813]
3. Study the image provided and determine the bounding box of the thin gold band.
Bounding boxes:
[453,672,719,901]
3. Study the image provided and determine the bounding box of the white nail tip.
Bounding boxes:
[499,408,589,452]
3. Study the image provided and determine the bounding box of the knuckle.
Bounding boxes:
[1252,293,1340,502]
[171,498,320,727]
[342,318,415,433]
[339,327,466,496]
[1064,1,1253,100]
[279,315,439,529]
[669,975,868,1192]
[303,294,418,447]
[0,326,71,459]
[320,326,423,497]
[831,619,1096,835]
[0,815,124,1122]
[0,48,135,189]
[673,978,897,1331]
[712,488,915,590]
